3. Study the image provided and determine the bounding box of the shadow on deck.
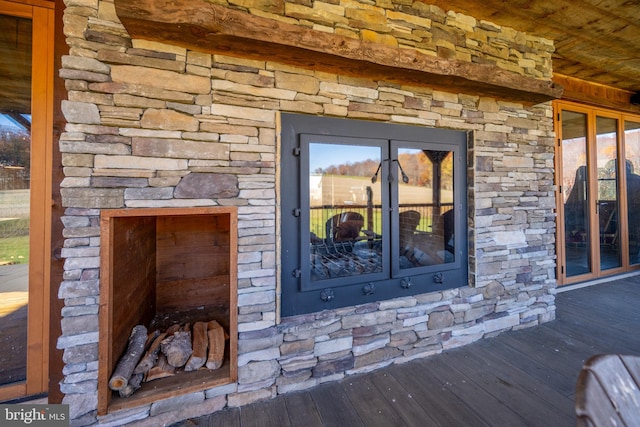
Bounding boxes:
[172,275,640,426]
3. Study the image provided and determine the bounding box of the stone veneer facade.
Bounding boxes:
[56,0,557,425]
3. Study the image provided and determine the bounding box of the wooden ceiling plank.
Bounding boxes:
[0,14,32,115]
[585,0,640,23]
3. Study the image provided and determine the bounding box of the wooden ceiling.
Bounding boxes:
[0,14,32,120]
[427,0,640,94]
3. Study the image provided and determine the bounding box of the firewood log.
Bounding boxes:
[145,329,160,348]
[206,320,225,370]
[133,331,167,374]
[184,321,208,371]
[161,329,192,368]
[144,353,175,382]
[108,325,148,391]
[165,323,181,335]
[118,372,143,398]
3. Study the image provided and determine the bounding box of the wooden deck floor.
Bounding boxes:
[173,275,640,427]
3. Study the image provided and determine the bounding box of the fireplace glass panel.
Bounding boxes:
[308,142,383,282]
[397,148,454,272]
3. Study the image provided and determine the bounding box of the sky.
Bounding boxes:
[0,114,30,131]
[309,143,380,173]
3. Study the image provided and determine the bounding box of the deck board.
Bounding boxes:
[418,355,528,426]
[199,407,240,427]
[436,345,575,425]
[283,391,323,427]
[341,376,406,425]
[474,338,576,411]
[239,397,292,427]
[476,333,579,397]
[385,359,488,426]
[368,370,439,426]
[170,275,640,426]
[310,381,365,426]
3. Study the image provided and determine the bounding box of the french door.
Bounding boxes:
[556,102,640,285]
[0,0,54,401]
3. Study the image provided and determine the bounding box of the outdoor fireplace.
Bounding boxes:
[280,114,469,316]
[96,207,237,415]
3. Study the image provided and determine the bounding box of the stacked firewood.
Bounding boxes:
[108,320,226,398]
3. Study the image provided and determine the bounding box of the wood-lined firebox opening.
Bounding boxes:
[97,207,238,415]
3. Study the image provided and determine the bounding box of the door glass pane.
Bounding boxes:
[398,148,454,270]
[562,110,591,277]
[0,13,32,387]
[596,116,621,270]
[308,143,383,282]
[625,120,640,265]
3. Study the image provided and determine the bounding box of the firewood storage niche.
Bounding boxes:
[97,207,238,415]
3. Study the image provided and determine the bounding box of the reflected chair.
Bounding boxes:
[325,212,365,243]
[442,209,454,253]
[399,210,421,250]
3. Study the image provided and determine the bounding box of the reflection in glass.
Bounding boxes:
[308,143,383,281]
[0,14,32,387]
[626,121,640,265]
[596,116,621,270]
[397,148,454,270]
[562,110,591,277]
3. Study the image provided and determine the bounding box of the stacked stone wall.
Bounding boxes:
[57,0,557,425]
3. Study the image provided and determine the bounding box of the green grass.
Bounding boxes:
[0,235,29,264]
[0,218,29,264]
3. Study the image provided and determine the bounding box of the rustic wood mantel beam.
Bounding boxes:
[114,0,563,105]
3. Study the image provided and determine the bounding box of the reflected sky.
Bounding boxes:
[310,143,380,173]
[0,114,30,131]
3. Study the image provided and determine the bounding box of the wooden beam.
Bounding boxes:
[552,74,640,114]
[114,0,562,105]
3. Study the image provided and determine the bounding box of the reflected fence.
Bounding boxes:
[310,203,454,239]
[0,166,29,191]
